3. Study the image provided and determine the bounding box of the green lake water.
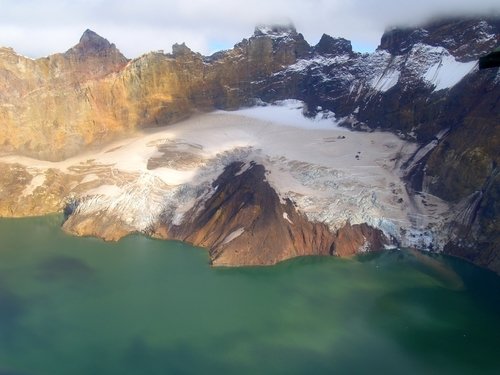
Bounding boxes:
[0,216,499,374]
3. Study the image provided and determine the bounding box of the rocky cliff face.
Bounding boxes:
[0,24,314,160]
[0,30,129,160]
[0,17,499,270]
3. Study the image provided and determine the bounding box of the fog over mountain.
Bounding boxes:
[1,0,499,57]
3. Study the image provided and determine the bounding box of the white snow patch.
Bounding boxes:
[369,68,400,92]
[284,55,351,73]
[423,50,476,91]
[80,174,99,184]
[231,100,344,130]
[234,161,253,176]
[283,212,293,224]
[352,50,405,97]
[222,227,245,245]
[21,174,45,197]
[254,26,293,39]
[405,140,438,172]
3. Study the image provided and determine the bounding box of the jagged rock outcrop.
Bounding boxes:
[379,18,500,61]
[314,34,353,56]
[0,17,499,270]
[64,29,129,79]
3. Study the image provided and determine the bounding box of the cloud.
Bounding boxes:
[0,0,498,58]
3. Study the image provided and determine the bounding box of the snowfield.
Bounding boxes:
[1,101,451,249]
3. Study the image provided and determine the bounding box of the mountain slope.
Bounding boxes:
[0,17,499,271]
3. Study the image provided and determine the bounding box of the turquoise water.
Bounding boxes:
[0,216,499,374]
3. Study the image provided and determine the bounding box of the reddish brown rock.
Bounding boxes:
[331,222,388,257]
[153,162,387,266]
[63,212,133,242]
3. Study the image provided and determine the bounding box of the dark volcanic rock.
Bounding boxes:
[314,34,353,56]
[69,29,118,56]
[443,169,500,272]
[153,162,388,266]
[163,162,336,266]
[379,18,500,61]
[172,43,195,57]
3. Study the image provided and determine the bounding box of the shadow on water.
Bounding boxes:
[369,286,500,373]
[406,249,465,290]
[0,281,26,346]
[357,249,465,290]
[355,249,392,263]
[36,255,94,283]
[445,255,500,307]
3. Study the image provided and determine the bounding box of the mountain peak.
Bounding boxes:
[378,17,499,60]
[64,28,127,62]
[172,42,193,57]
[315,34,353,56]
[75,29,114,54]
[80,29,106,44]
[254,24,297,38]
[63,29,128,78]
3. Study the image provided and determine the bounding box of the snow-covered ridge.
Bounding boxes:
[466,20,497,46]
[254,25,297,39]
[283,54,351,73]
[273,40,478,96]
[367,44,476,92]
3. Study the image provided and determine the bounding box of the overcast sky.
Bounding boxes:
[0,0,499,58]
